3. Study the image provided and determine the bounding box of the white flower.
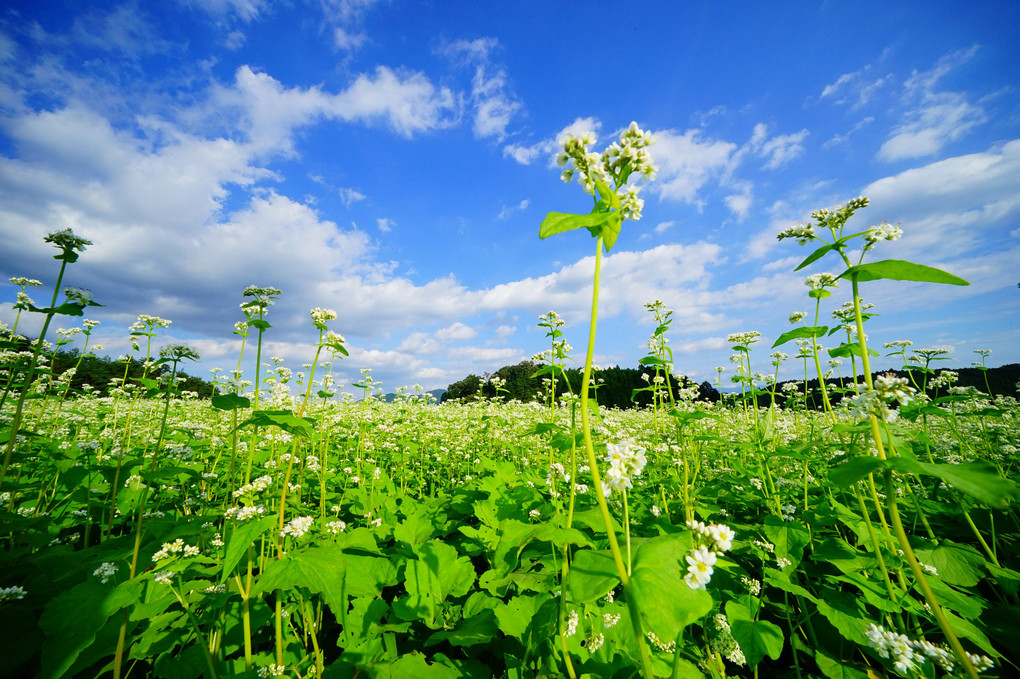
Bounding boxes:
[684,546,717,590]
[281,516,314,539]
[0,585,27,603]
[563,610,579,637]
[707,524,735,552]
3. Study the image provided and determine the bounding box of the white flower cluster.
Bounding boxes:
[225,504,266,521]
[281,516,314,539]
[310,307,337,325]
[93,562,119,584]
[602,438,647,497]
[805,272,840,290]
[865,623,994,675]
[847,373,916,423]
[865,222,903,247]
[684,520,735,590]
[741,576,762,596]
[563,610,579,637]
[646,631,676,653]
[556,122,657,220]
[727,331,761,346]
[326,520,347,535]
[777,223,815,245]
[257,664,286,677]
[712,614,747,666]
[875,373,915,406]
[0,585,26,603]
[233,475,273,498]
[152,538,200,562]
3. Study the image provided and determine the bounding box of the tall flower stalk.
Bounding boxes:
[1,228,95,494]
[778,197,980,678]
[540,121,657,678]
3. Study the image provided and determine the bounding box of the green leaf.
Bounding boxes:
[888,458,1020,508]
[840,259,969,286]
[345,553,400,598]
[724,600,784,668]
[772,326,828,348]
[236,409,316,437]
[395,539,476,628]
[221,515,277,581]
[795,241,839,271]
[813,588,871,644]
[912,540,985,588]
[494,595,543,639]
[539,211,617,240]
[594,179,621,212]
[211,393,251,411]
[39,578,144,679]
[814,648,869,679]
[630,533,712,639]
[592,212,623,252]
[252,545,347,610]
[828,343,879,359]
[568,549,620,603]
[153,644,208,679]
[942,610,999,659]
[763,515,811,566]
[425,610,499,648]
[828,456,885,489]
[377,653,461,678]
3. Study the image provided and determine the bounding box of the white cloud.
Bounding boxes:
[502,143,542,165]
[497,198,530,219]
[502,116,602,166]
[864,139,1020,261]
[338,186,366,206]
[331,66,460,137]
[71,4,179,56]
[649,129,736,206]
[183,0,272,23]
[653,220,674,234]
[823,116,874,148]
[441,38,521,141]
[877,46,986,162]
[376,217,393,232]
[724,182,753,220]
[820,67,893,109]
[435,321,477,341]
[319,0,382,25]
[333,27,367,51]
[745,123,808,169]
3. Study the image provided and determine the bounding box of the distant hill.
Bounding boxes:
[382,388,446,403]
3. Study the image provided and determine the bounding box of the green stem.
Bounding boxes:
[578,236,655,679]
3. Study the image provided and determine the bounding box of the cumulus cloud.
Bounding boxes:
[649,129,736,207]
[864,139,1020,261]
[877,46,986,162]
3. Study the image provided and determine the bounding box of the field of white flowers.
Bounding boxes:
[2,125,1018,679]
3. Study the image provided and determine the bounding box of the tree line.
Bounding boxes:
[441,360,1020,410]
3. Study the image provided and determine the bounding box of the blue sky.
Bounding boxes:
[1,1,1018,393]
